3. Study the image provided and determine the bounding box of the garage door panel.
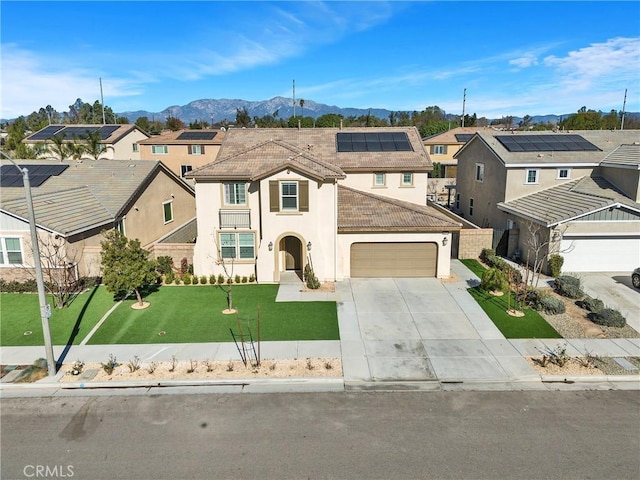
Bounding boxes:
[560,237,640,272]
[351,242,437,277]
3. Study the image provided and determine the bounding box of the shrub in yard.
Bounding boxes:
[234,274,241,283]
[209,275,216,285]
[589,308,626,328]
[217,274,225,285]
[480,248,495,263]
[537,295,566,315]
[192,276,200,285]
[481,267,506,292]
[577,296,604,313]
[548,254,564,278]
[164,271,175,284]
[174,276,181,285]
[249,274,256,283]
[304,263,321,289]
[554,275,583,299]
[183,273,192,285]
[156,256,174,275]
[242,276,248,283]
[200,276,207,285]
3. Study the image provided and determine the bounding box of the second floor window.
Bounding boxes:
[132,144,139,152]
[163,200,174,223]
[469,198,474,216]
[430,145,447,155]
[281,182,298,210]
[475,163,485,182]
[181,165,193,177]
[224,183,246,205]
[188,145,203,155]
[152,145,168,155]
[374,173,386,186]
[219,232,255,260]
[557,168,570,179]
[402,172,413,185]
[526,169,539,184]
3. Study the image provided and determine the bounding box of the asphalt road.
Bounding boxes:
[1,390,638,480]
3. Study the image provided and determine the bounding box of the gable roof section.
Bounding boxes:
[338,185,462,233]
[24,124,148,144]
[188,139,345,181]
[189,127,431,177]
[497,175,640,227]
[0,158,192,236]
[599,143,640,169]
[455,130,640,167]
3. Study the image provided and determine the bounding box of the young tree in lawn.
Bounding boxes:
[100,230,157,307]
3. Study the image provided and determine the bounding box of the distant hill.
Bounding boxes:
[118,96,394,124]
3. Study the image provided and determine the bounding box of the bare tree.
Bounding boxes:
[523,220,569,287]
[210,233,237,313]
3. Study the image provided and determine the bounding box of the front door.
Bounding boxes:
[283,236,302,271]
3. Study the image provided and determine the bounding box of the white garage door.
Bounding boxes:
[560,236,640,272]
[350,242,437,277]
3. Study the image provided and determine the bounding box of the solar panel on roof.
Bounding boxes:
[28,125,65,140]
[495,134,600,152]
[0,164,68,188]
[454,134,474,142]
[176,131,217,141]
[336,132,413,152]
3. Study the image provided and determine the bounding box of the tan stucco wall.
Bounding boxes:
[339,172,428,205]
[120,169,195,247]
[111,130,148,160]
[598,166,640,202]
[458,229,493,259]
[138,144,221,178]
[148,243,195,269]
[504,166,594,202]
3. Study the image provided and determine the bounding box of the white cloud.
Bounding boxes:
[509,54,538,69]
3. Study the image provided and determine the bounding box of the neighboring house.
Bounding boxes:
[137,129,226,179]
[187,127,462,283]
[0,158,195,282]
[454,130,640,272]
[23,124,149,160]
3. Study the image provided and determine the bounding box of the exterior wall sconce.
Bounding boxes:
[307,241,312,250]
[442,236,448,246]
[268,241,273,251]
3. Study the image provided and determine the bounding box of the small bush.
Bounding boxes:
[304,263,321,289]
[241,276,248,283]
[146,361,158,374]
[577,296,604,313]
[200,275,207,285]
[589,308,626,328]
[480,248,495,263]
[554,275,583,299]
[234,274,241,283]
[217,274,225,285]
[537,295,566,315]
[548,254,564,277]
[481,267,506,292]
[156,256,174,275]
[227,277,233,285]
[164,271,175,284]
[101,354,118,375]
[209,275,216,285]
[169,355,177,372]
[183,273,192,285]
[249,274,256,283]
[69,359,85,376]
[127,355,141,373]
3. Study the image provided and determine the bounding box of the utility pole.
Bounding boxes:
[100,78,107,124]
[292,79,296,118]
[621,88,627,130]
[461,88,466,127]
[0,151,56,376]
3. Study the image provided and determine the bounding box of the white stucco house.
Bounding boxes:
[187,127,462,283]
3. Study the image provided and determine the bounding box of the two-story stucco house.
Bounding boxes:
[187,127,462,283]
[454,130,640,272]
[137,129,226,179]
[24,124,149,160]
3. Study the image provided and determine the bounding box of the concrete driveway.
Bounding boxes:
[338,261,539,387]
[580,272,640,332]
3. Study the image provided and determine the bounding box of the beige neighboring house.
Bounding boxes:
[137,129,226,179]
[23,124,149,160]
[454,130,640,272]
[0,158,195,282]
[187,127,462,283]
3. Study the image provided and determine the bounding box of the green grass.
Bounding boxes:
[460,258,486,278]
[468,286,561,339]
[87,284,339,344]
[0,286,114,346]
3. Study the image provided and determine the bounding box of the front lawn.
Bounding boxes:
[461,258,561,339]
[1,286,114,346]
[87,284,339,344]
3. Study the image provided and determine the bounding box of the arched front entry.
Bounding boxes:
[280,235,302,271]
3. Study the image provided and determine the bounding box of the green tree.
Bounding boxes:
[315,113,344,127]
[47,134,70,161]
[82,130,114,160]
[135,116,151,132]
[601,110,620,130]
[235,107,252,127]
[165,116,185,131]
[100,230,157,307]
[4,117,28,151]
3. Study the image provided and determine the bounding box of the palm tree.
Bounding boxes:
[82,130,113,160]
[299,99,305,118]
[67,138,86,161]
[47,134,69,162]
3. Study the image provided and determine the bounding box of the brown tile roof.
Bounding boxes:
[600,143,640,168]
[423,126,497,144]
[338,186,462,233]
[189,127,431,177]
[138,129,225,145]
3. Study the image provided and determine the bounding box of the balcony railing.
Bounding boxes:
[219,210,251,229]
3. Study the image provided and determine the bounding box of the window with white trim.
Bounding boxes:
[115,218,125,235]
[281,182,298,210]
[132,144,139,152]
[526,169,539,184]
[219,232,255,260]
[188,145,203,155]
[152,145,168,154]
[401,172,413,185]
[181,165,193,177]
[475,163,485,182]
[557,168,570,179]
[431,145,446,155]
[469,198,474,216]
[224,183,246,205]
[163,200,173,223]
[374,173,386,186]
[0,237,23,265]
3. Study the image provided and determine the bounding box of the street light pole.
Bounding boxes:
[1,152,56,376]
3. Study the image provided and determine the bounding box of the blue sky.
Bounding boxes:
[1,1,639,120]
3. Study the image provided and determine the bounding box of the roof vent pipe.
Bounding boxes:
[340,119,343,130]
[298,119,301,130]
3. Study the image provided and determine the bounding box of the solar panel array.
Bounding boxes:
[336,132,413,152]
[495,134,601,152]
[0,164,69,188]
[176,131,217,141]
[454,134,474,142]
[28,125,120,141]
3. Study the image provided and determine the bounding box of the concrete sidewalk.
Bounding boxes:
[1,261,639,394]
